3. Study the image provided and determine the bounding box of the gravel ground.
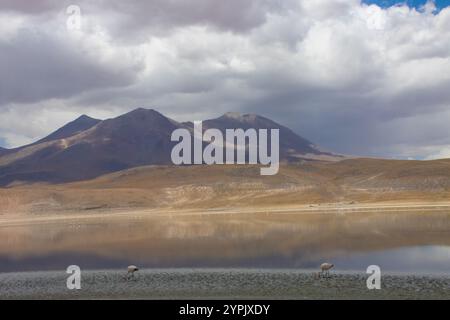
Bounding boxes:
[1,269,450,300]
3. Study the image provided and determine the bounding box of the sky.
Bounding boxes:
[364,0,449,11]
[0,0,450,159]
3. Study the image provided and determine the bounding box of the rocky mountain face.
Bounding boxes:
[0,108,339,185]
[35,115,101,144]
[201,112,328,160]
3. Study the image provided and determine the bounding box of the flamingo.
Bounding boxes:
[127,265,139,279]
[320,263,334,278]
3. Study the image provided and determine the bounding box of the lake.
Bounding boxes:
[1,210,450,274]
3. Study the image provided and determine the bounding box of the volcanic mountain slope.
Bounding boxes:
[0,115,101,158]
[0,109,182,185]
[181,112,339,161]
[34,115,101,145]
[0,108,340,186]
[199,112,332,160]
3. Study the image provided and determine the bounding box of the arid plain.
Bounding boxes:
[2,159,450,219]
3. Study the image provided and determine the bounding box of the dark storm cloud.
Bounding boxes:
[0,0,288,35]
[101,0,285,36]
[0,29,141,105]
[0,0,450,160]
[0,0,60,14]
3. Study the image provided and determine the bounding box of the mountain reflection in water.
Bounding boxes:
[0,211,449,273]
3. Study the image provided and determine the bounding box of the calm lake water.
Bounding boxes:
[1,210,450,274]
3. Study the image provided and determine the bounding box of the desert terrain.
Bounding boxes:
[1,158,450,221]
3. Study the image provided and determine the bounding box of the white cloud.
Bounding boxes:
[0,0,449,159]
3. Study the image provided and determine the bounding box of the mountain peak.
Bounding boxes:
[222,112,243,119]
[93,107,179,138]
[112,108,172,125]
[220,112,264,124]
[114,108,172,121]
[68,114,100,125]
[127,108,162,116]
[76,114,96,121]
[34,114,101,144]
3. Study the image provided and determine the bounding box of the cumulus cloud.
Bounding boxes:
[0,0,449,160]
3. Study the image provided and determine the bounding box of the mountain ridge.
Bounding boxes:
[202,112,324,158]
[0,108,341,186]
[35,114,101,145]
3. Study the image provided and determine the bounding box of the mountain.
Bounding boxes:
[0,108,182,185]
[0,147,6,156]
[0,108,340,185]
[35,115,100,144]
[200,112,332,160]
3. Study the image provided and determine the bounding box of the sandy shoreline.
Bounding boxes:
[1,269,450,300]
[1,202,450,227]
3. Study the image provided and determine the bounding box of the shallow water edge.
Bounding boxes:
[1,269,450,300]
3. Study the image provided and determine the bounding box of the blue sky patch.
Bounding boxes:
[362,0,450,12]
